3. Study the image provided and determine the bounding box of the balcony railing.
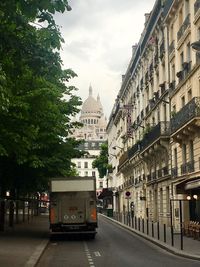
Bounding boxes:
[181,161,195,175]
[171,167,178,178]
[140,121,170,152]
[177,14,190,41]
[128,142,141,159]
[171,97,200,134]
[118,151,129,169]
[194,0,200,15]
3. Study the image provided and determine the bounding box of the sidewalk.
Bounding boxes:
[0,214,49,267]
[102,214,200,261]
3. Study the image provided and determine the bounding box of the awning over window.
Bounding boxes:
[176,177,200,194]
[185,179,200,190]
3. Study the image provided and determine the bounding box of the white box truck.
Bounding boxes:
[49,176,97,238]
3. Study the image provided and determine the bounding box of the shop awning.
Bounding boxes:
[185,179,200,190]
[176,177,200,194]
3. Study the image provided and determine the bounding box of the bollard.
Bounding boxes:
[142,219,144,233]
[171,225,174,246]
[164,224,166,243]
[152,221,154,237]
[147,219,149,235]
[157,221,160,240]
[138,217,140,231]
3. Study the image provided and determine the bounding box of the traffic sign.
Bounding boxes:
[125,191,131,199]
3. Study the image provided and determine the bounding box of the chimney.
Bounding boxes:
[132,44,137,56]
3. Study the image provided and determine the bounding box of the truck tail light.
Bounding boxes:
[90,208,97,221]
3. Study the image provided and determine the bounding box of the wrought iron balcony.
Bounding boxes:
[194,0,200,15]
[128,142,141,159]
[171,167,178,178]
[152,172,157,180]
[140,121,170,152]
[169,40,175,55]
[171,97,200,134]
[163,166,169,176]
[181,161,195,175]
[118,151,129,170]
[158,166,169,178]
[157,169,162,178]
[147,174,151,182]
[177,14,190,41]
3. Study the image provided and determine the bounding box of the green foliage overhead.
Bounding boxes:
[0,0,83,196]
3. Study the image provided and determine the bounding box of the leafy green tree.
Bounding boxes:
[92,142,112,178]
[0,0,83,196]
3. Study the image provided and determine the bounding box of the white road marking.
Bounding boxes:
[94,251,101,257]
[83,242,96,267]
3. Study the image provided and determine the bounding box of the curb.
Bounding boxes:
[101,214,200,261]
[25,238,49,267]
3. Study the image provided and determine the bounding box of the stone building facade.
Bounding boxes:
[107,0,200,227]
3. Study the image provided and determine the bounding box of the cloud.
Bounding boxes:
[54,0,155,117]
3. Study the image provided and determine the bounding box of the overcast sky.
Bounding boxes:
[55,0,156,118]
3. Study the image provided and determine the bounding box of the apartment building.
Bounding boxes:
[107,0,200,227]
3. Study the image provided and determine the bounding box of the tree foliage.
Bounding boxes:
[92,142,112,178]
[0,0,83,196]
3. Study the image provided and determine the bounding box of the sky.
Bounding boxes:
[54,0,156,118]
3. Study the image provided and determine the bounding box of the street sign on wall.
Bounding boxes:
[125,191,131,199]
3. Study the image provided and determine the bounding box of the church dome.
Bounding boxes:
[81,85,101,116]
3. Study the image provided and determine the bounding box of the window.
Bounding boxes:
[185,0,189,16]
[189,140,194,162]
[187,42,191,62]
[170,23,174,42]
[181,96,185,107]
[174,148,178,167]
[166,187,170,213]
[180,52,184,69]
[85,171,88,176]
[99,182,103,188]
[171,64,175,81]
[179,8,183,26]
[77,162,81,168]
[92,171,95,177]
[182,144,187,164]
[84,162,88,168]
[188,89,192,101]
[160,188,163,213]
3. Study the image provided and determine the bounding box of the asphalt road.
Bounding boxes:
[37,215,200,267]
